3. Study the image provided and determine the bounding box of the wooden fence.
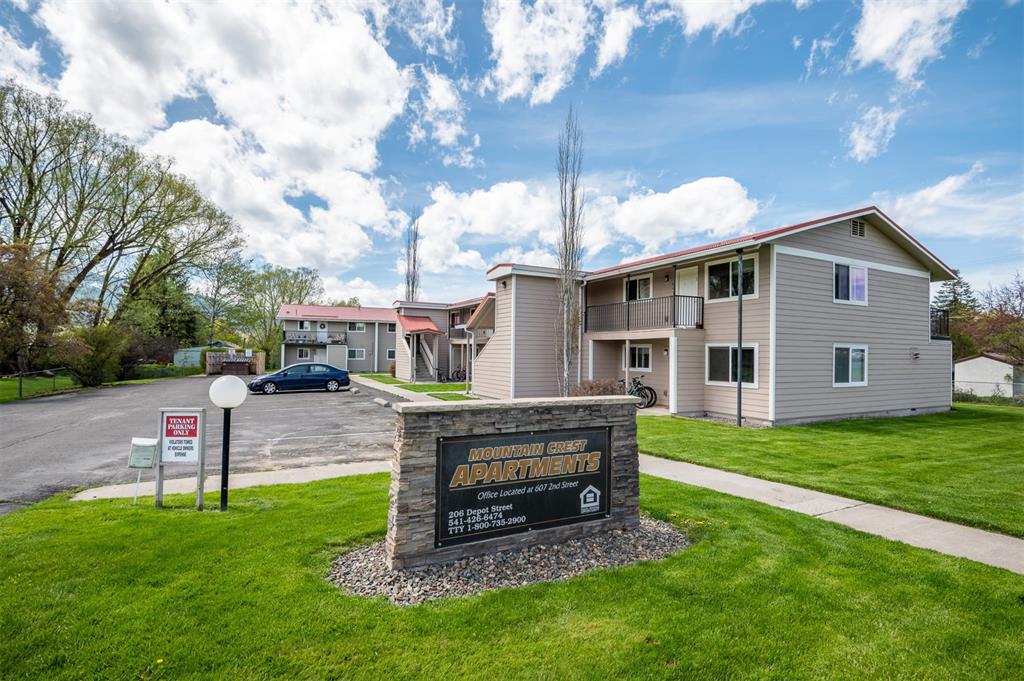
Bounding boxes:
[205,352,265,376]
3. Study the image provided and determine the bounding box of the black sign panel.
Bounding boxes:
[435,427,610,548]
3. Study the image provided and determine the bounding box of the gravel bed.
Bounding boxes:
[327,516,688,606]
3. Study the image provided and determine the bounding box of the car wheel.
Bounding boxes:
[262,382,278,395]
[326,379,341,392]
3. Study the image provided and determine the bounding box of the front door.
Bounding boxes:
[313,347,327,364]
[675,266,698,296]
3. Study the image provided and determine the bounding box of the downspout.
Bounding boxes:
[374,323,379,373]
[577,281,584,388]
[736,248,743,427]
[468,330,475,395]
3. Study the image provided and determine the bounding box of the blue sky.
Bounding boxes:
[1,0,1020,305]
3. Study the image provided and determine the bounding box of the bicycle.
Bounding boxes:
[450,367,467,382]
[618,376,657,409]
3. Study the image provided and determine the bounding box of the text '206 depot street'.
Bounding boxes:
[436,428,610,547]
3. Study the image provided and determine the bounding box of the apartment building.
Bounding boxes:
[470,207,955,425]
[276,304,397,371]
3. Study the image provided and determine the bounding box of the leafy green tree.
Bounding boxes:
[934,271,979,317]
[57,325,128,386]
[195,252,249,345]
[328,296,361,307]
[234,264,324,368]
[0,244,65,372]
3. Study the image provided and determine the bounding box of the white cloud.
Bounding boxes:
[649,0,767,39]
[960,262,1024,294]
[415,175,761,270]
[20,1,415,278]
[851,0,968,86]
[803,37,836,79]
[0,26,47,90]
[846,105,904,162]
[593,3,643,75]
[967,33,994,60]
[612,176,759,252]
[793,0,814,9]
[791,35,802,50]
[321,275,403,307]
[481,0,592,105]
[393,0,458,60]
[408,67,478,166]
[876,162,1024,239]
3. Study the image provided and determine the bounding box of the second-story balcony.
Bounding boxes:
[448,327,467,340]
[585,295,704,333]
[283,330,348,345]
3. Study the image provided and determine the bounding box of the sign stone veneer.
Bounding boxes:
[386,396,641,569]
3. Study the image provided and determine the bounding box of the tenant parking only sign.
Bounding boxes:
[435,427,610,548]
[160,409,203,464]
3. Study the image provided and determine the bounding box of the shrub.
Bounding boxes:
[954,389,1023,408]
[571,379,621,397]
[57,325,128,387]
[389,361,396,377]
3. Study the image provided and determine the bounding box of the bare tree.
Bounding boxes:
[404,209,422,301]
[555,105,585,397]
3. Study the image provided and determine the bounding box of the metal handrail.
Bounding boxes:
[585,295,704,332]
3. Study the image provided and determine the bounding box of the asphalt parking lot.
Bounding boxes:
[0,376,401,514]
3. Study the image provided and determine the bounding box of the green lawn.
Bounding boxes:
[0,374,78,403]
[357,373,467,392]
[1,475,1020,679]
[638,403,1024,537]
[428,392,476,401]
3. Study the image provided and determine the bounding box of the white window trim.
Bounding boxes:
[347,348,366,361]
[622,273,654,302]
[705,342,759,388]
[297,320,311,331]
[347,322,366,332]
[704,254,759,304]
[386,349,396,360]
[622,343,653,372]
[832,343,868,387]
[296,347,311,360]
[833,262,869,306]
[386,323,396,333]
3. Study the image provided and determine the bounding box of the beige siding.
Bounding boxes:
[396,304,451,380]
[701,247,771,421]
[394,332,412,380]
[777,216,925,270]
[472,279,513,399]
[511,275,563,398]
[774,251,951,422]
[676,333,705,414]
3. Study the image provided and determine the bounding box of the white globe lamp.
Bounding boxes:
[209,375,248,510]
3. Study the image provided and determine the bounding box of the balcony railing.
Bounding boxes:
[930,307,950,340]
[448,327,467,340]
[585,295,704,332]
[283,330,348,345]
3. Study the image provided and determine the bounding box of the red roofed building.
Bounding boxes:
[472,207,956,426]
[275,304,398,371]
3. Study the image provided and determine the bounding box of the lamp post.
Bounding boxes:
[209,375,248,511]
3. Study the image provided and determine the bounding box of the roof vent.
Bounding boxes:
[851,220,866,238]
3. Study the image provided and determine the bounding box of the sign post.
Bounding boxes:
[127,437,157,505]
[156,408,207,510]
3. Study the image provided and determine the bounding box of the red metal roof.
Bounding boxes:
[447,294,488,309]
[586,206,953,278]
[397,314,443,335]
[276,304,397,323]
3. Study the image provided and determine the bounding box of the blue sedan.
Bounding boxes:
[248,363,350,395]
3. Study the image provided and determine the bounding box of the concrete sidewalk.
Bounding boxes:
[71,460,390,501]
[639,454,1024,575]
[349,374,441,403]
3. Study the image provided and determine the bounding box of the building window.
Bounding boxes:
[706,256,757,301]
[348,348,366,361]
[296,348,311,360]
[833,344,868,386]
[297,320,311,331]
[623,344,652,371]
[387,322,396,333]
[624,275,653,301]
[347,322,365,332]
[834,264,868,304]
[706,344,757,386]
[386,349,396,360]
